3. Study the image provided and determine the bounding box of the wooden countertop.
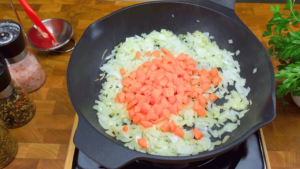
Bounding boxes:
[1,1,300,169]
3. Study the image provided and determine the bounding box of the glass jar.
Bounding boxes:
[0,20,46,93]
[0,124,18,168]
[0,55,36,129]
[7,48,46,93]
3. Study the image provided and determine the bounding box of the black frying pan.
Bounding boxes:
[67,1,276,168]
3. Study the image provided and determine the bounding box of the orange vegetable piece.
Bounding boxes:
[130,71,137,79]
[131,82,142,93]
[169,121,176,132]
[115,98,119,103]
[122,87,130,93]
[146,51,151,56]
[140,120,153,128]
[160,122,170,132]
[162,109,170,118]
[146,108,158,121]
[176,52,188,61]
[174,127,184,138]
[201,83,210,91]
[135,106,141,113]
[210,67,219,77]
[152,88,163,100]
[123,125,128,132]
[132,116,140,124]
[191,79,199,86]
[153,116,165,124]
[194,127,203,140]
[141,102,151,113]
[161,47,170,54]
[193,100,201,111]
[126,99,138,109]
[209,93,218,101]
[136,51,142,59]
[121,78,131,87]
[194,87,204,95]
[117,93,125,103]
[186,58,197,66]
[125,92,135,102]
[183,95,189,104]
[212,76,222,86]
[120,68,126,76]
[138,138,148,148]
[129,109,135,118]
[152,50,160,57]
[197,107,206,117]
[198,95,207,107]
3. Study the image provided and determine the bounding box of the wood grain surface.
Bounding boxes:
[0,1,299,169]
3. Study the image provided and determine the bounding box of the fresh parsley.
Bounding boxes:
[263,0,300,104]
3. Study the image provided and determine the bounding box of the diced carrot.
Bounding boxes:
[137,74,146,84]
[121,78,131,87]
[169,121,176,132]
[131,82,142,93]
[123,125,128,132]
[197,107,206,117]
[176,101,183,111]
[135,106,141,113]
[160,122,170,132]
[126,99,138,109]
[152,50,160,58]
[194,87,204,95]
[175,93,184,104]
[141,102,151,113]
[209,93,218,101]
[194,127,203,140]
[210,67,219,77]
[140,120,153,128]
[154,116,165,124]
[191,91,198,98]
[174,127,184,138]
[120,68,126,76]
[162,108,170,118]
[198,68,208,75]
[122,87,130,93]
[152,88,163,100]
[150,64,157,71]
[125,92,135,102]
[183,95,189,104]
[169,88,175,97]
[176,52,188,61]
[146,51,152,56]
[185,66,197,72]
[135,113,146,120]
[163,88,170,98]
[146,108,158,121]
[132,116,140,124]
[138,138,147,148]
[162,63,175,73]
[186,58,197,66]
[140,86,148,92]
[200,76,210,84]
[201,83,210,91]
[136,51,142,59]
[117,93,126,103]
[193,100,201,111]
[168,96,176,104]
[183,73,190,82]
[159,78,168,87]
[162,56,173,63]
[169,104,178,115]
[161,97,170,108]
[129,109,135,118]
[161,47,170,54]
[155,104,164,115]
[115,98,119,103]
[191,79,199,86]
[143,61,152,67]
[198,95,207,107]
[212,76,222,86]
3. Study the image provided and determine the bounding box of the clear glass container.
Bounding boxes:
[0,81,36,129]
[7,48,46,93]
[0,124,18,168]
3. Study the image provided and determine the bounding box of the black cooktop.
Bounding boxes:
[72,130,267,169]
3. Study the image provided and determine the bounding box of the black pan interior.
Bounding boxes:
[67,1,275,163]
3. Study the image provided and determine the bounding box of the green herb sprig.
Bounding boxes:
[263,0,300,104]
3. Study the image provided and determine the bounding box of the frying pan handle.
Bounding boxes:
[209,0,236,10]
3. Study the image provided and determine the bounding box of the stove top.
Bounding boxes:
[72,130,267,169]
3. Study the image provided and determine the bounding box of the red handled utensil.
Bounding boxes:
[18,0,59,46]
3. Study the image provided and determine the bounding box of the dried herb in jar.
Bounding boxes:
[0,84,36,129]
[0,125,18,168]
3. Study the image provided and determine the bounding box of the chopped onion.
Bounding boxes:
[253,68,257,74]
[228,39,233,44]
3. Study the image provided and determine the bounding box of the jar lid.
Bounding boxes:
[0,21,26,59]
[0,55,11,92]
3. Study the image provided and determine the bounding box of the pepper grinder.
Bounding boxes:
[0,20,46,93]
[0,55,36,129]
